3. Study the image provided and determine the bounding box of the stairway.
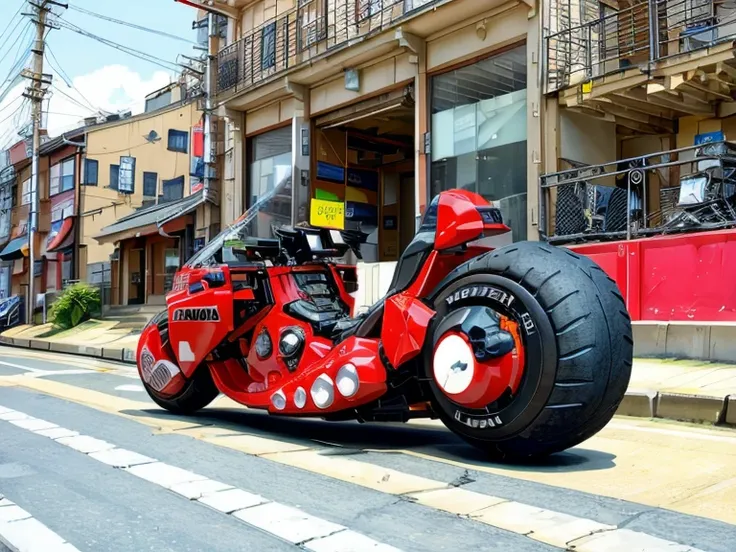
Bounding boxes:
[102,305,164,332]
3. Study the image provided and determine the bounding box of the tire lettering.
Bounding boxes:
[446,286,515,308]
[454,410,503,428]
[520,312,536,335]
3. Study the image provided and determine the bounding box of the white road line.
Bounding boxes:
[0,360,109,379]
[114,384,144,392]
[0,405,713,552]
[0,406,402,552]
[0,494,80,552]
[0,360,45,373]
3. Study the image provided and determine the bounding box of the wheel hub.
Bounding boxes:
[432,306,523,409]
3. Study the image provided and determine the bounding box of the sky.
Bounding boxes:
[0,0,199,150]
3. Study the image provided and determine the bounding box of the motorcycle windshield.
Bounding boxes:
[185,176,292,268]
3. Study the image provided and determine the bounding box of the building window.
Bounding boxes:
[167,130,188,153]
[50,157,75,196]
[261,22,276,69]
[246,125,292,239]
[429,45,528,242]
[145,91,172,113]
[118,156,135,194]
[143,172,158,197]
[109,164,119,190]
[21,178,31,205]
[162,176,184,202]
[84,159,98,185]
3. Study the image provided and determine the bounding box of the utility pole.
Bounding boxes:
[22,0,66,324]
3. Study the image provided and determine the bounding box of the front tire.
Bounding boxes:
[139,315,219,415]
[425,241,632,461]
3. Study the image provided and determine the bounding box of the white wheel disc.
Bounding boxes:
[433,334,475,395]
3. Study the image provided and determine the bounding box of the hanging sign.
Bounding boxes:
[310,198,344,229]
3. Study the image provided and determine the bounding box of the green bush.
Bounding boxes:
[49,283,101,329]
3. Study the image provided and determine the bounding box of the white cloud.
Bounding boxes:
[0,65,174,149]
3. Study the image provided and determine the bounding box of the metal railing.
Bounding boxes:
[216,0,440,99]
[545,0,736,92]
[539,141,736,244]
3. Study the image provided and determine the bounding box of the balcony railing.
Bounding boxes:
[539,141,736,244]
[216,0,440,99]
[545,0,736,92]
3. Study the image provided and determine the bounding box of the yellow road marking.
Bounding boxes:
[263,449,444,495]
[3,375,736,527]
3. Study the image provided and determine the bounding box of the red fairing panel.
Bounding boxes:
[381,294,435,367]
[434,190,485,251]
[137,319,187,397]
[272,337,387,414]
[166,267,235,378]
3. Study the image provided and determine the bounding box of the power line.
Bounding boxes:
[45,43,100,112]
[68,4,197,45]
[0,98,28,127]
[0,95,24,117]
[55,19,183,73]
[0,20,31,64]
[0,24,34,106]
[0,1,25,51]
[49,83,99,114]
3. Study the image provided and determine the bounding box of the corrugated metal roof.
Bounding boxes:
[95,192,205,239]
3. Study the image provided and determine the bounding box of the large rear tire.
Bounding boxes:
[140,315,220,415]
[424,241,632,461]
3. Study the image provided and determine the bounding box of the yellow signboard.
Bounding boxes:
[310,198,345,229]
[581,81,592,94]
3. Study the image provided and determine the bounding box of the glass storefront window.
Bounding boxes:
[430,45,528,242]
[247,126,292,238]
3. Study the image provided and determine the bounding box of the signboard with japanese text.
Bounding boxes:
[310,198,344,229]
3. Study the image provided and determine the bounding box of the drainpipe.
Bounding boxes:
[73,146,83,282]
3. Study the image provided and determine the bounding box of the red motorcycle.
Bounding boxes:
[137,185,632,460]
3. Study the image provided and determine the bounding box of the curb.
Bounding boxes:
[614,389,734,426]
[0,335,136,366]
[0,335,734,428]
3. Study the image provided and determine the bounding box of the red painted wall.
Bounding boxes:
[569,230,736,322]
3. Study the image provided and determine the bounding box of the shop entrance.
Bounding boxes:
[312,86,415,262]
[128,247,145,305]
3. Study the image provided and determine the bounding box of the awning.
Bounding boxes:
[0,235,28,261]
[315,86,414,128]
[47,217,75,253]
[94,192,206,245]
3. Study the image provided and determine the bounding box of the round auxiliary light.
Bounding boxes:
[255,328,272,360]
[335,363,359,398]
[294,387,307,409]
[270,390,286,411]
[310,374,335,409]
[279,327,304,358]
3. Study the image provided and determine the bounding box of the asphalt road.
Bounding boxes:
[0,345,735,552]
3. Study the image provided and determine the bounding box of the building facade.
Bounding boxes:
[89,98,219,306]
[179,0,543,271]
[539,0,736,323]
[0,137,46,317]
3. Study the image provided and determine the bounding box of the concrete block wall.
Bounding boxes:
[633,322,736,364]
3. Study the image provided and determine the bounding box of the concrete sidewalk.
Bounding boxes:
[1,321,734,427]
[0,319,139,363]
